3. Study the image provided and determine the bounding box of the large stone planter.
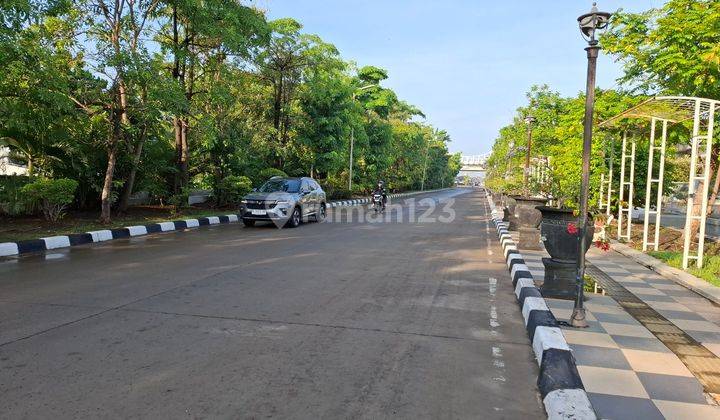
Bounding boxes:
[514,197,547,249]
[505,195,518,229]
[538,206,594,300]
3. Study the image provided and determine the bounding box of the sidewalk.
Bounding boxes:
[518,240,720,419]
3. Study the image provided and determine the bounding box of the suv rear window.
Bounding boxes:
[259,179,300,193]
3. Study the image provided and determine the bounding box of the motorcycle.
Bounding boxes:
[372,193,384,213]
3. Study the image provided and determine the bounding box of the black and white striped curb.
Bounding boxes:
[325,189,445,208]
[0,189,447,257]
[486,194,596,420]
[0,214,242,257]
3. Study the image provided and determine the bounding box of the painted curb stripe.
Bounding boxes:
[17,239,46,253]
[526,309,559,342]
[538,348,584,397]
[111,228,130,239]
[533,326,571,366]
[126,226,147,236]
[41,236,71,250]
[87,230,113,242]
[518,285,543,307]
[173,220,187,230]
[0,242,19,256]
[544,389,596,420]
[146,224,163,233]
[68,233,93,245]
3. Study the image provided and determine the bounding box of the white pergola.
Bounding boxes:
[599,96,719,269]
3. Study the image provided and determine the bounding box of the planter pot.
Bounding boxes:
[538,207,594,262]
[514,197,548,229]
[537,206,594,300]
[513,197,548,249]
[505,195,518,229]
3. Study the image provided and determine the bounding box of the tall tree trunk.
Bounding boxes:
[26,154,34,175]
[174,116,183,192]
[101,142,119,224]
[181,117,189,187]
[118,127,147,212]
[273,77,282,132]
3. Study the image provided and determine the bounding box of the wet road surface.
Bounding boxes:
[0,189,543,418]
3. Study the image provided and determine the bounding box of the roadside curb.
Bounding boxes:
[610,241,720,306]
[486,194,596,420]
[325,189,444,209]
[0,189,446,258]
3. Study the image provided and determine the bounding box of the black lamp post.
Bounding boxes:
[523,115,536,197]
[571,3,611,328]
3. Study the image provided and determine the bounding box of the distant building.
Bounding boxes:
[0,147,28,176]
[456,154,488,185]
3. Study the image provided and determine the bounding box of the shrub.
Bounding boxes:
[328,187,352,200]
[169,188,190,211]
[21,178,78,222]
[215,175,252,207]
[255,168,288,186]
[0,175,31,216]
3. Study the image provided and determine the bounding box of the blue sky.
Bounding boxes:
[263,1,661,156]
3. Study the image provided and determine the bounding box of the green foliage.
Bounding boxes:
[0,1,459,222]
[324,185,352,200]
[21,177,78,221]
[603,1,720,97]
[649,251,720,287]
[215,175,252,207]
[0,175,30,215]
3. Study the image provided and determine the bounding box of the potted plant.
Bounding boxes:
[537,206,595,299]
[513,195,548,248]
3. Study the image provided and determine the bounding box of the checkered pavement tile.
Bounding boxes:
[587,393,665,420]
[514,242,718,414]
[636,372,707,404]
[610,335,673,353]
[652,400,720,419]
[578,366,649,398]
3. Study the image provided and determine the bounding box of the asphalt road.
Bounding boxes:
[0,188,543,419]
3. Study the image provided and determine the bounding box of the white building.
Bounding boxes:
[0,147,28,175]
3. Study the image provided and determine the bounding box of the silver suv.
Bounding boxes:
[240,177,327,228]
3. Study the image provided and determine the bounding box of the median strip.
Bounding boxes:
[486,193,596,420]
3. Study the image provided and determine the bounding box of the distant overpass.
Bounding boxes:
[457,154,488,184]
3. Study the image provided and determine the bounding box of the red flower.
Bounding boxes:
[594,240,611,251]
[566,222,579,235]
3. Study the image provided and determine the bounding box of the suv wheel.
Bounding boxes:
[315,203,326,222]
[285,206,301,228]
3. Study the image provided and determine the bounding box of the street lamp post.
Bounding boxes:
[523,115,536,197]
[571,3,611,328]
[349,84,376,192]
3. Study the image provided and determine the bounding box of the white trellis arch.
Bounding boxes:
[599,96,720,269]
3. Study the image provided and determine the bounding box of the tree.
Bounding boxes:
[603,0,720,239]
[160,0,268,190]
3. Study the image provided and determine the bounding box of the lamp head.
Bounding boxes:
[524,115,537,125]
[578,2,611,46]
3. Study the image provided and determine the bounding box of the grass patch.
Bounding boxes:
[0,207,234,242]
[648,250,720,287]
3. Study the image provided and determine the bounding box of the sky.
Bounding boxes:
[261,0,662,156]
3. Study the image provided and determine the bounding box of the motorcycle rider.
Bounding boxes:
[371,180,387,210]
